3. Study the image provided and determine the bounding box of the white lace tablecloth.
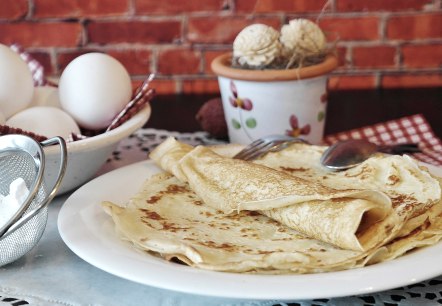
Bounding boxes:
[1,128,442,306]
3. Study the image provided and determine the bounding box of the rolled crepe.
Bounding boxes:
[150,137,395,251]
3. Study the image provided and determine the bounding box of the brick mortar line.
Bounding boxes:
[127,0,136,16]
[11,9,442,23]
[19,39,441,53]
[26,0,33,19]
[379,12,388,41]
[18,15,184,22]
[331,69,442,75]
[337,40,442,47]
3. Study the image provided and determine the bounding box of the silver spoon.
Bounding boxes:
[320,139,421,171]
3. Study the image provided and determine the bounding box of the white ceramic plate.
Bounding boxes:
[58,160,442,300]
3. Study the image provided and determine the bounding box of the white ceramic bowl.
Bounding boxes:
[44,105,151,194]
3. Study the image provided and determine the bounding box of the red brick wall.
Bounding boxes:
[1,0,440,94]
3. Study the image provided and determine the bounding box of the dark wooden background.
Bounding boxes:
[145,88,442,139]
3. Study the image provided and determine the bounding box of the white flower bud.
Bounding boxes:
[233,24,282,67]
[280,19,326,57]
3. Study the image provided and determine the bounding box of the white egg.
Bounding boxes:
[0,44,34,119]
[6,106,80,139]
[29,86,61,108]
[58,53,132,130]
[0,110,5,125]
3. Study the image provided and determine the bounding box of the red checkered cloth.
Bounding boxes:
[10,44,46,86]
[324,114,442,166]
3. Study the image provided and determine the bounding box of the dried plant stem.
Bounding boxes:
[316,0,333,23]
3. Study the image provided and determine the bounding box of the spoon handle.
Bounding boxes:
[378,143,421,154]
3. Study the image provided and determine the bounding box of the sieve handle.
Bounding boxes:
[1,137,67,239]
[39,137,68,203]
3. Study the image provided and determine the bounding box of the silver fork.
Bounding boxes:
[233,135,308,161]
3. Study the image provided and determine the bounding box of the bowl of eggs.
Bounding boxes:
[0,45,152,194]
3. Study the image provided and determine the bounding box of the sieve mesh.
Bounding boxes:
[0,150,38,194]
[0,149,49,266]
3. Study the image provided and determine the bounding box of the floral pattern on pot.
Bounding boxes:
[229,81,256,141]
[317,92,327,122]
[286,114,311,137]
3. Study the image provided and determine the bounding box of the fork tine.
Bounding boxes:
[242,141,277,161]
[233,138,265,159]
[233,135,308,161]
[269,138,302,153]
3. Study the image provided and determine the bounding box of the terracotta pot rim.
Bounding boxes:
[211,53,338,82]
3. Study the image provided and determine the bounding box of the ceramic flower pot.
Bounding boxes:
[211,53,338,145]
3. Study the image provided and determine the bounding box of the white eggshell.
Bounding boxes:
[6,106,80,139]
[0,110,5,125]
[29,86,61,108]
[0,44,34,119]
[58,53,132,130]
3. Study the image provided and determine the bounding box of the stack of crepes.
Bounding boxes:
[102,137,442,274]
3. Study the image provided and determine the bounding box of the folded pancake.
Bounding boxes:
[150,137,395,251]
[249,143,441,239]
[102,173,363,273]
[102,173,442,273]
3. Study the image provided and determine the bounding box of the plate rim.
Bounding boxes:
[58,160,442,300]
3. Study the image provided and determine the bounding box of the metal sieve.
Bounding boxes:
[0,134,67,267]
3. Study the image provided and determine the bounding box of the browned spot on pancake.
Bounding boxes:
[280,166,309,173]
[219,225,232,230]
[272,237,292,241]
[146,195,161,204]
[193,200,203,206]
[387,175,400,185]
[140,219,156,227]
[146,184,191,204]
[409,202,436,219]
[257,250,273,255]
[139,209,163,220]
[391,194,418,210]
[228,214,243,221]
[160,220,191,232]
[199,240,236,250]
[166,184,191,194]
